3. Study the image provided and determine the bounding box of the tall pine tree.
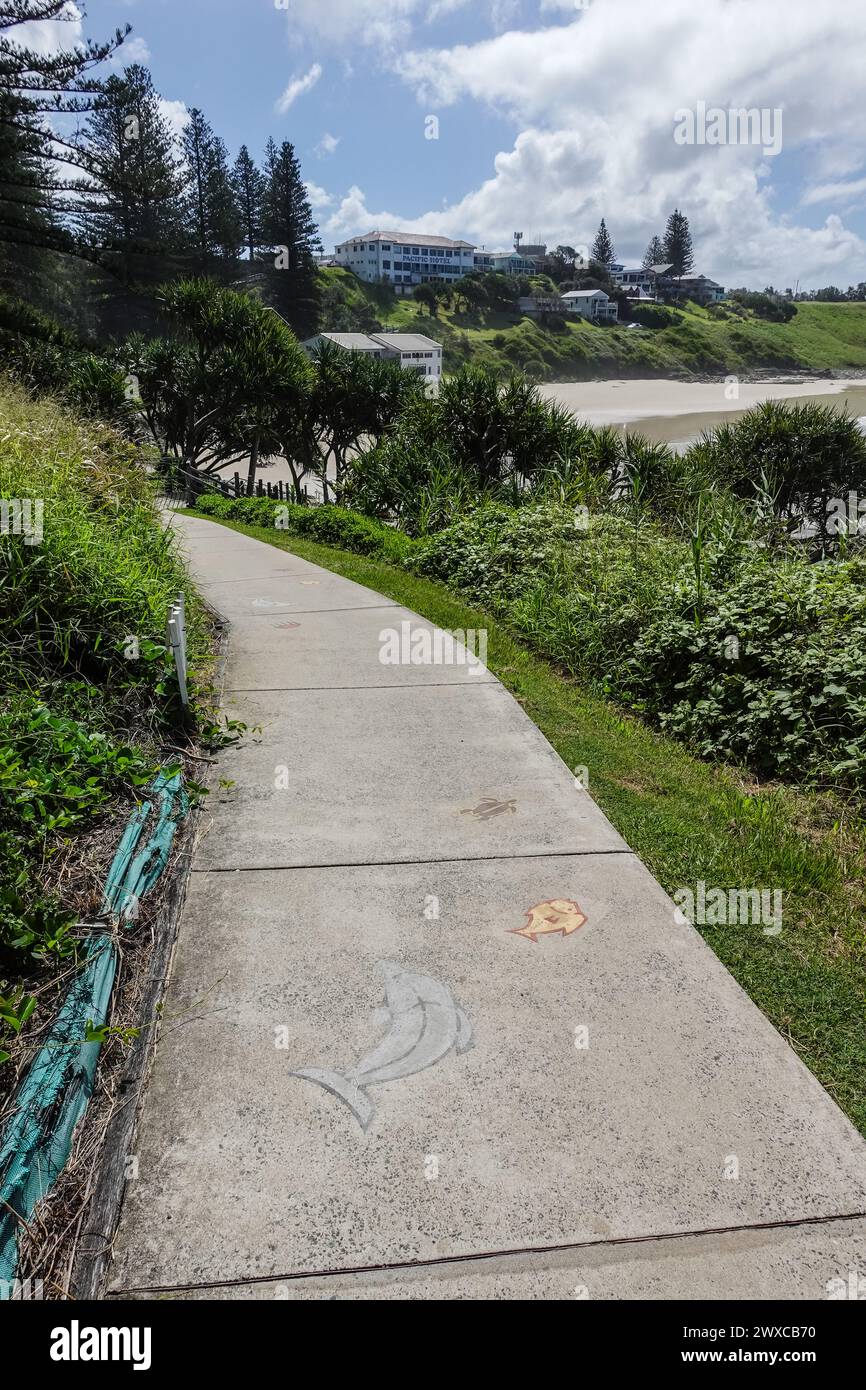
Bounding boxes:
[79,64,184,264]
[0,1,129,268]
[207,135,242,259]
[642,235,666,268]
[232,144,266,262]
[180,109,241,261]
[662,209,694,277]
[262,138,321,270]
[591,217,614,270]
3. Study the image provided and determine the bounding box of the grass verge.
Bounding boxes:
[0,383,210,1095]
[190,511,866,1137]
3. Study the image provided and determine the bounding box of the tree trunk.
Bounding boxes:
[183,458,197,507]
[246,433,260,496]
[287,461,305,503]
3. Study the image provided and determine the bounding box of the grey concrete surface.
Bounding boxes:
[195,686,627,868]
[118,1218,866,1301]
[217,606,496,690]
[107,512,866,1300]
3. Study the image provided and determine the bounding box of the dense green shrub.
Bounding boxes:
[0,292,77,349]
[687,400,866,536]
[631,303,679,329]
[624,554,866,782]
[729,290,797,322]
[193,494,418,565]
[0,291,128,420]
[410,504,866,787]
[412,502,586,606]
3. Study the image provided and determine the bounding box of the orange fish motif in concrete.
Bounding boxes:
[509,899,587,944]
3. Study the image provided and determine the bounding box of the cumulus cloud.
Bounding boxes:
[305,181,336,208]
[315,132,341,158]
[111,34,151,67]
[281,0,512,49]
[275,62,322,114]
[385,0,866,287]
[158,98,190,141]
[7,1,83,55]
[282,0,425,49]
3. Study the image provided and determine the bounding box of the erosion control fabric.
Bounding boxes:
[0,770,187,1294]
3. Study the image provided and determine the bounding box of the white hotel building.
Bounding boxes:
[334,231,537,292]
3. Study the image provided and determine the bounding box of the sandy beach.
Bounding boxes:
[539,377,866,444]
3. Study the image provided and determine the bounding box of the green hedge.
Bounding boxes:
[192,494,418,565]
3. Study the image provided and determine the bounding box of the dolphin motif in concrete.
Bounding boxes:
[291,961,473,1131]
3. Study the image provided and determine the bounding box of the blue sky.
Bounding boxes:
[47,2,866,286]
[86,0,519,234]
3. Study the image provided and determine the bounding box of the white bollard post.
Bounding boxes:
[167,593,189,707]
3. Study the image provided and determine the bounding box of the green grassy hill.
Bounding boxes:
[319,267,866,381]
[7,249,866,381]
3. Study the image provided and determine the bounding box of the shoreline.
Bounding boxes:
[538,376,866,428]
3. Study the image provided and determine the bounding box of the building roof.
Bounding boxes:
[617,263,674,276]
[337,230,476,250]
[679,275,724,287]
[370,333,443,351]
[302,333,383,351]
[561,289,609,300]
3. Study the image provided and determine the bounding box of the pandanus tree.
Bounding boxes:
[122,279,311,492]
[284,339,425,503]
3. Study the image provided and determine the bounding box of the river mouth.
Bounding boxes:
[539,379,866,448]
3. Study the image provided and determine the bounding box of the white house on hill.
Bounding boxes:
[302,331,443,388]
[560,289,618,322]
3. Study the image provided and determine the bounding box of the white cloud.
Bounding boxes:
[283,1,419,48]
[385,0,866,288]
[305,180,336,208]
[281,0,511,49]
[802,176,866,209]
[7,2,83,55]
[158,98,190,141]
[112,34,151,67]
[275,62,322,114]
[315,132,341,158]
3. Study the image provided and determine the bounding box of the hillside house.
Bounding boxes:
[560,289,618,322]
[301,331,443,388]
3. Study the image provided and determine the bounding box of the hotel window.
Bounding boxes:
[383,260,391,269]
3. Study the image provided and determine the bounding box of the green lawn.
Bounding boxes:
[192,512,866,1137]
[320,266,866,380]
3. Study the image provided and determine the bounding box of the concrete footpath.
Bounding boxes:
[107,513,866,1300]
